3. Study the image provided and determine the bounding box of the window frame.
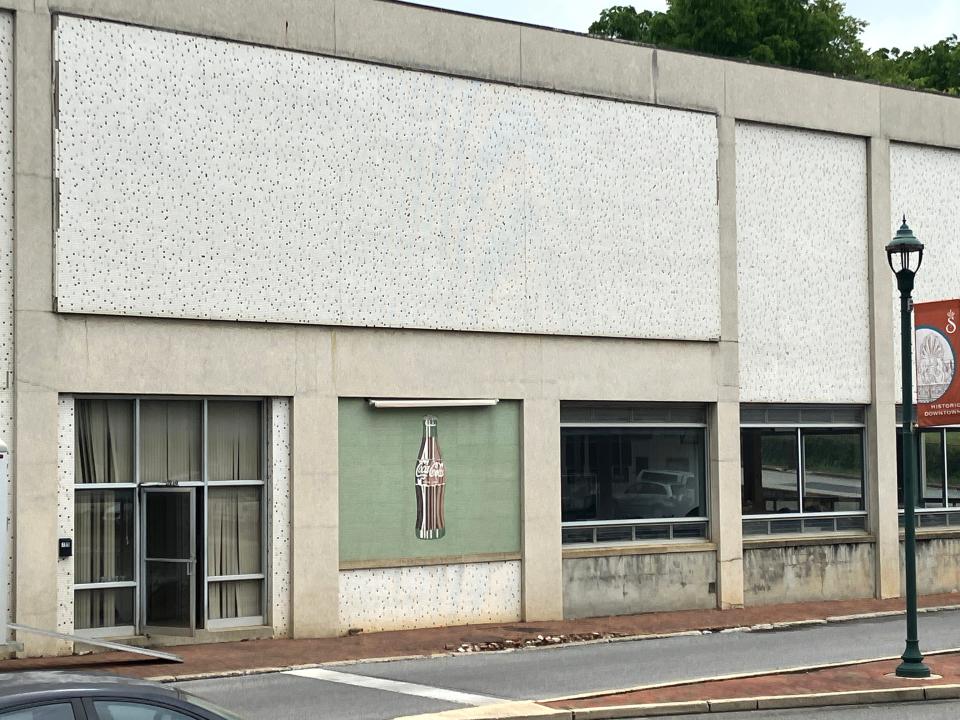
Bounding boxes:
[740,411,868,534]
[0,699,84,720]
[84,696,207,720]
[560,418,711,546]
[73,396,268,637]
[896,424,960,528]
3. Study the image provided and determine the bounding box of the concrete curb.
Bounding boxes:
[397,684,960,720]
[151,603,960,684]
[396,702,571,720]
[566,684,960,718]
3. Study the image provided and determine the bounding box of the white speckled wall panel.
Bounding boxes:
[270,398,291,638]
[890,143,960,397]
[339,561,520,633]
[56,397,75,639]
[54,17,720,341]
[0,13,11,638]
[736,123,870,403]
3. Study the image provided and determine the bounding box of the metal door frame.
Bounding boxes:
[140,486,196,637]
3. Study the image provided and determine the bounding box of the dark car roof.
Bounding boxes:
[0,671,181,707]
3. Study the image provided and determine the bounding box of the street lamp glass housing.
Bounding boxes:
[886,217,924,275]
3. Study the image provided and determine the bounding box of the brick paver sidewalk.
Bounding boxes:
[2,592,959,681]
[547,651,960,711]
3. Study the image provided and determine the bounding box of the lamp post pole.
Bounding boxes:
[889,218,930,679]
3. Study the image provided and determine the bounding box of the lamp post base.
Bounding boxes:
[896,641,931,678]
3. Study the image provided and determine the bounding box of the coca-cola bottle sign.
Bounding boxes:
[415,415,446,539]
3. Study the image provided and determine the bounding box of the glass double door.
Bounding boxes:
[141,487,196,636]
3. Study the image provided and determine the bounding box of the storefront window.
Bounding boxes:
[75,399,134,484]
[74,588,135,631]
[897,427,960,509]
[560,403,708,544]
[801,430,864,513]
[74,397,266,635]
[139,400,202,484]
[207,486,262,623]
[561,428,706,522]
[741,427,864,515]
[75,490,135,584]
[740,405,867,535]
[740,429,798,513]
[208,401,262,481]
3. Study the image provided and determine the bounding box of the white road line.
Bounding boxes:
[284,667,507,707]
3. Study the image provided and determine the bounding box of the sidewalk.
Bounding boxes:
[408,652,960,719]
[538,650,960,718]
[1,592,959,683]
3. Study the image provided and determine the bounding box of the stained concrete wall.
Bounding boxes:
[744,543,876,605]
[562,551,717,619]
[8,0,960,656]
[903,537,960,596]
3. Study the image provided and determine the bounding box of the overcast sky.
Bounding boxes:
[415,1,959,52]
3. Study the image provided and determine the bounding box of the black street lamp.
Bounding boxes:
[887,217,931,679]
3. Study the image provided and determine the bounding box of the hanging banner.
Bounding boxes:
[915,298,960,427]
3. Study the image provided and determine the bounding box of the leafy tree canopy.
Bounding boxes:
[589,2,960,95]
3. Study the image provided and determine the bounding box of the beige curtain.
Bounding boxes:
[74,399,134,629]
[208,486,262,619]
[75,400,133,483]
[208,401,261,481]
[140,400,202,483]
[75,490,133,628]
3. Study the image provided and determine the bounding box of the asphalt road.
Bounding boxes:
[177,609,960,720]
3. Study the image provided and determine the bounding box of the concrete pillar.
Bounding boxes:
[710,400,744,608]
[289,391,340,636]
[866,136,900,599]
[521,396,563,621]
[709,116,744,609]
[12,8,66,657]
[289,325,340,637]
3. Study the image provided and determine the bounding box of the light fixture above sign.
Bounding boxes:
[367,399,500,409]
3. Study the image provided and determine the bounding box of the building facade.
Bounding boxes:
[3,0,960,656]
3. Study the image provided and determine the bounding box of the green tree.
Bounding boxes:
[889,35,960,94]
[589,2,960,95]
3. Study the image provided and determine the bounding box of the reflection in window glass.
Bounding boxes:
[560,428,706,522]
[139,400,202,483]
[208,401,262,481]
[741,429,798,514]
[75,399,134,483]
[895,429,960,509]
[946,430,960,507]
[802,430,864,513]
[0,704,76,720]
[93,701,196,720]
[75,490,135,584]
[921,431,945,507]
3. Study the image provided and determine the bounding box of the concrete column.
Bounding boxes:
[13,8,66,656]
[710,400,744,608]
[712,115,744,609]
[289,391,340,637]
[521,396,563,621]
[866,136,900,599]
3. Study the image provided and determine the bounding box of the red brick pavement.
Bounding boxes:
[1,592,958,681]
[548,653,960,709]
